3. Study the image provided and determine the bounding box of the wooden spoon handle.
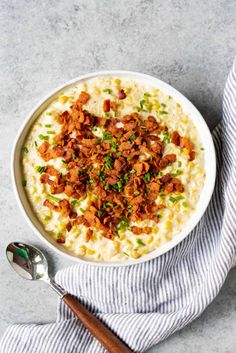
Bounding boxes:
[63,294,132,353]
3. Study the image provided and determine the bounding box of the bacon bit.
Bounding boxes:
[161,173,171,183]
[117,89,126,100]
[180,137,193,151]
[133,161,150,176]
[159,157,169,169]
[50,184,65,194]
[189,151,195,161]
[40,174,50,184]
[43,199,59,211]
[110,102,118,111]
[59,199,71,217]
[171,131,180,146]
[38,141,50,155]
[165,154,176,163]
[131,226,143,235]
[86,228,93,242]
[103,99,111,112]
[143,227,152,234]
[119,142,132,151]
[56,235,66,243]
[66,222,72,232]
[165,183,174,193]
[78,91,90,104]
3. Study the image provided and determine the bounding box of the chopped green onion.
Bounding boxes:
[36,166,46,174]
[71,199,81,206]
[97,210,103,217]
[47,130,56,135]
[104,155,113,170]
[39,134,49,140]
[45,124,52,128]
[47,194,60,203]
[116,151,122,157]
[129,169,136,174]
[22,146,29,153]
[159,111,168,115]
[34,141,38,147]
[80,208,85,213]
[22,180,27,187]
[129,134,136,142]
[111,141,119,152]
[105,113,110,118]
[171,170,182,177]
[182,201,188,207]
[134,190,140,196]
[143,172,151,183]
[44,216,51,221]
[136,239,146,246]
[157,214,162,218]
[103,132,112,140]
[144,92,151,97]
[161,103,166,108]
[123,252,129,257]
[178,161,182,167]
[103,88,112,94]
[117,217,129,230]
[169,195,184,203]
[51,143,58,146]
[200,147,204,151]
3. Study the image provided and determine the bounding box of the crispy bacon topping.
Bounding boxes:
[38,91,195,241]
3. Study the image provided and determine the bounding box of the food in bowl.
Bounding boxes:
[21,76,205,261]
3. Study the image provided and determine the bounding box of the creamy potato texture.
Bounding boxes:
[22,77,205,262]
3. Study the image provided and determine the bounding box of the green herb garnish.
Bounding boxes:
[111,141,119,152]
[104,155,113,170]
[34,141,38,147]
[47,130,56,134]
[22,180,27,187]
[103,88,112,94]
[44,216,51,221]
[45,124,52,128]
[159,110,168,115]
[47,194,60,203]
[117,217,129,230]
[144,92,151,97]
[80,208,85,213]
[39,134,49,140]
[22,146,29,153]
[103,132,112,140]
[143,172,151,183]
[171,170,182,177]
[169,195,184,203]
[136,239,146,246]
[134,190,140,196]
[36,166,46,174]
[129,134,136,142]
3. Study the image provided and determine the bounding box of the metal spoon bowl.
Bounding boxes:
[6,242,132,353]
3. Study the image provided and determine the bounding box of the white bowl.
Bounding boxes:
[12,71,216,267]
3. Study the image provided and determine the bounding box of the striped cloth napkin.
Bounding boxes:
[1,61,236,353]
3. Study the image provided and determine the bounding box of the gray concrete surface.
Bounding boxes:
[0,0,235,352]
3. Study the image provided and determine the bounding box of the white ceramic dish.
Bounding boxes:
[12,70,216,266]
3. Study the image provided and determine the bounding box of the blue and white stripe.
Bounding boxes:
[1,60,236,353]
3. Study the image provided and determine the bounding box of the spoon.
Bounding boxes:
[6,242,132,353]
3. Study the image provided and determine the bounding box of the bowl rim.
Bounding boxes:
[11,70,216,267]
